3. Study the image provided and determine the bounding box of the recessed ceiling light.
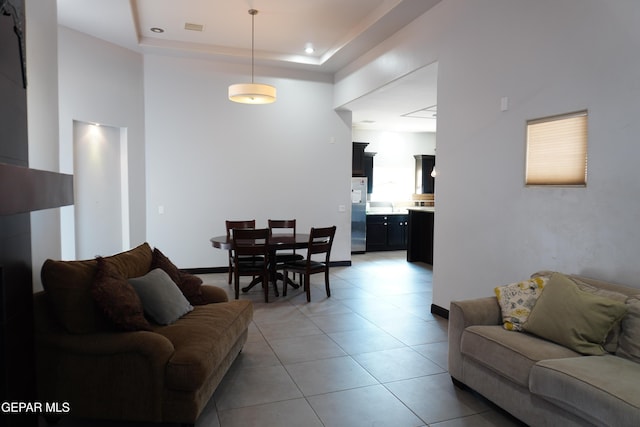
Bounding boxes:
[150,27,164,33]
[305,44,315,54]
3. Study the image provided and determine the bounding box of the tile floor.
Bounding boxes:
[44,251,522,427]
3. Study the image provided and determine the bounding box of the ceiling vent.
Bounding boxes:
[184,22,205,32]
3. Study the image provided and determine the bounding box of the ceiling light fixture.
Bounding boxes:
[228,9,276,104]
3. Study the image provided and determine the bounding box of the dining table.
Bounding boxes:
[210,233,310,295]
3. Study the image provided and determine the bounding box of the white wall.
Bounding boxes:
[352,130,436,202]
[57,27,146,259]
[73,122,128,258]
[26,0,60,291]
[144,55,352,268]
[434,0,640,307]
[338,0,640,310]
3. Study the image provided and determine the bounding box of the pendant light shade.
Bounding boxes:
[228,83,276,104]
[229,9,276,104]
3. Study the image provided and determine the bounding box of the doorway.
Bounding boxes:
[72,121,129,259]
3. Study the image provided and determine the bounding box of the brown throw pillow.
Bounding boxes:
[617,297,640,363]
[151,248,203,299]
[92,257,151,331]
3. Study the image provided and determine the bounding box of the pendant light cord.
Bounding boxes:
[250,9,256,84]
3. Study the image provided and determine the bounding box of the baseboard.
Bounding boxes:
[183,267,228,274]
[330,260,352,267]
[431,304,449,319]
[184,260,351,275]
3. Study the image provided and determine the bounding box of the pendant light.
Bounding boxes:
[228,9,276,104]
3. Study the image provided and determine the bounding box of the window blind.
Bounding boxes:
[525,111,588,186]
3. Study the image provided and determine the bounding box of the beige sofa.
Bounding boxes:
[449,271,640,427]
[34,243,253,425]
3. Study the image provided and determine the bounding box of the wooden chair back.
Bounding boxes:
[267,219,297,237]
[306,225,336,261]
[232,227,270,258]
[224,220,257,285]
[231,227,271,302]
[226,219,256,238]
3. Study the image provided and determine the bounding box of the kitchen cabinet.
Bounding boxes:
[352,142,369,176]
[407,208,434,264]
[366,214,408,251]
[414,154,435,194]
[388,216,409,248]
[364,152,375,193]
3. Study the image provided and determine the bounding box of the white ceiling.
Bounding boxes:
[57,0,439,133]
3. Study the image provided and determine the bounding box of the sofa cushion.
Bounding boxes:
[92,257,152,331]
[151,248,203,300]
[617,297,640,363]
[461,325,580,387]
[104,242,154,278]
[530,355,640,426]
[128,268,193,325]
[153,299,253,392]
[523,273,627,355]
[41,243,153,334]
[494,276,547,331]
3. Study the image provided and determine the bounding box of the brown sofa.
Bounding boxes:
[449,271,640,427]
[34,243,253,425]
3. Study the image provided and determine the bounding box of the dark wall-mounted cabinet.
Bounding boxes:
[366,214,408,251]
[364,152,375,193]
[415,154,435,194]
[352,142,369,176]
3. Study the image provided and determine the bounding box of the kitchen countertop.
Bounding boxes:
[366,210,408,215]
[407,206,435,213]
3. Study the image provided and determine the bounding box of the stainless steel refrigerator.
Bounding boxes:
[351,177,367,253]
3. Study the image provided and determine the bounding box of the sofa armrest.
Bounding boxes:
[448,297,501,381]
[38,329,174,357]
[36,330,175,421]
[190,284,229,305]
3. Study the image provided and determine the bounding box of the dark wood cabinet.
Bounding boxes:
[352,142,369,176]
[364,152,375,193]
[366,215,387,251]
[414,155,435,194]
[366,214,408,251]
[407,209,434,264]
[387,216,409,248]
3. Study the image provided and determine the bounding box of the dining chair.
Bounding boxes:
[225,219,257,285]
[282,225,336,302]
[268,219,304,276]
[231,227,272,302]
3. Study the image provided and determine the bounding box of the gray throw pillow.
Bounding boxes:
[523,272,627,355]
[129,268,193,325]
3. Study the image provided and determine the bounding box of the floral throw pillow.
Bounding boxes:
[495,276,548,331]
